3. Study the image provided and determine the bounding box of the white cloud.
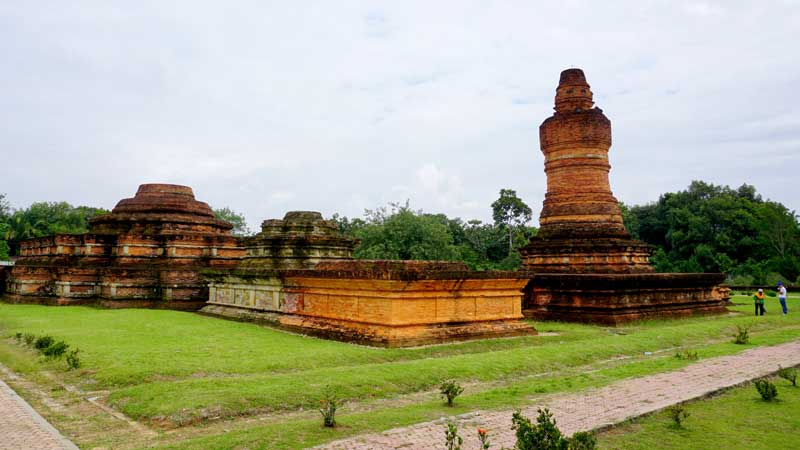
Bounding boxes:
[0,0,798,227]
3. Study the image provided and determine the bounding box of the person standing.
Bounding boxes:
[754,289,766,316]
[777,281,788,315]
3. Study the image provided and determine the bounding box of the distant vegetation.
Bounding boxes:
[621,181,799,284]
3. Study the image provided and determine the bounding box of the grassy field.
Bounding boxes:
[0,294,798,449]
[596,376,800,449]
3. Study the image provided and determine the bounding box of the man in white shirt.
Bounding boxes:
[777,281,788,315]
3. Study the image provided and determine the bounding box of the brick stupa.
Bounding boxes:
[5,184,243,309]
[520,69,729,324]
[520,68,652,273]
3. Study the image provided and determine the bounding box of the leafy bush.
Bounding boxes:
[13,332,23,342]
[34,335,54,351]
[511,408,596,450]
[666,404,690,428]
[42,340,69,359]
[318,385,338,427]
[444,421,462,450]
[66,349,81,370]
[440,379,464,407]
[733,325,750,345]
[569,432,597,450]
[755,379,778,401]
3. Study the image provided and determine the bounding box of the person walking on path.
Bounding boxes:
[754,289,766,316]
[777,281,788,315]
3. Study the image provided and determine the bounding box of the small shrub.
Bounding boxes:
[318,385,338,427]
[674,351,699,361]
[511,408,596,450]
[444,421,462,450]
[755,379,778,401]
[66,349,81,370]
[777,366,797,387]
[34,335,55,351]
[440,379,464,407]
[766,291,777,297]
[477,427,490,449]
[569,431,597,450]
[666,404,690,428]
[13,332,23,342]
[23,333,36,346]
[42,340,69,359]
[733,325,750,345]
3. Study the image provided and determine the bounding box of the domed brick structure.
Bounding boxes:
[5,184,244,309]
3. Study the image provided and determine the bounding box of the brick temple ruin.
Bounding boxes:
[4,184,244,309]
[1,68,730,345]
[519,69,728,323]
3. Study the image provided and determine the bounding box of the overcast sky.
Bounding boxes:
[1,1,798,231]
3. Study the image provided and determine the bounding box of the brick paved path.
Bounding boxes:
[315,340,800,450]
[0,379,78,450]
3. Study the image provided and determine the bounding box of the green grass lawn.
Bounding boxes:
[1,294,799,449]
[596,376,800,449]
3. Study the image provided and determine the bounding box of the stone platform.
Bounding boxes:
[202,260,535,347]
[524,272,728,325]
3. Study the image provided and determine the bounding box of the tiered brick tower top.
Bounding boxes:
[89,184,233,235]
[521,69,653,273]
[538,69,629,240]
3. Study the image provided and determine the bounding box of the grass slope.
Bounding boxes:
[0,294,798,449]
[597,377,800,449]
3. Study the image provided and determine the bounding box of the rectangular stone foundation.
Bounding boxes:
[523,272,729,325]
[201,263,536,347]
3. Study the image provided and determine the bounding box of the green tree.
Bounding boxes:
[213,207,252,236]
[491,189,533,251]
[624,181,800,281]
[353,202,460,261]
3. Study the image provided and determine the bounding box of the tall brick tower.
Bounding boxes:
[520,68,653,273]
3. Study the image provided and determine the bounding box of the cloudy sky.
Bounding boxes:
[1,1,798,230]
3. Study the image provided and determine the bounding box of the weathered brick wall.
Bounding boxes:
[202,260,535,347]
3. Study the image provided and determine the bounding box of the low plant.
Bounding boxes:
[477,427,490,449]
[42,340,70,359]
[674,350,699,361]
[444,421,462,450]
[318,385,338,427]
[34,335,55,351]
[755,379,778,401]
[440,379,464,407]
[666,404,690,428]
[732,325,750,345]
[570,431,598,450]
[777,366,797,387]
[511,408,596,450]
[23,333,36,346]
[13,332,23,342]
[66,349,81,370]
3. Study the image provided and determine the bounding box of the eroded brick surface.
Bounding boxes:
[315,340,800,449]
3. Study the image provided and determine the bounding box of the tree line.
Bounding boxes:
[2,181,798,285]
[621,180,799,285]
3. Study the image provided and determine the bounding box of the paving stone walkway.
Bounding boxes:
[315,339,800,450]
[0,379,78,450]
